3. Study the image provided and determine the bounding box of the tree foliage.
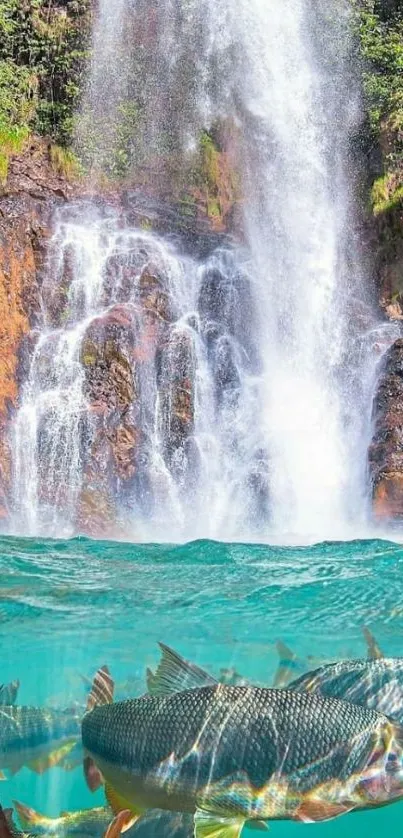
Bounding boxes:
[0,0,91,144]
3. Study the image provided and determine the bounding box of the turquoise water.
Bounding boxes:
[1,535,403,836]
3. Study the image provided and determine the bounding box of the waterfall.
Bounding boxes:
[9,0,396,541]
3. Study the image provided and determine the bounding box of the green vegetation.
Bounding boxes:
[355,0,403,213]
[49,143,82,179]
[0,123,28,184]
[0,0,91,179]
[371,172,403,214]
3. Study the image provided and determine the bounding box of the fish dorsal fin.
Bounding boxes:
[0,680,20,706]
[87,666,114,711]
[148,644,217,697]
[363,627,384,660]
[273,641,299,687]
[194,809,245,838]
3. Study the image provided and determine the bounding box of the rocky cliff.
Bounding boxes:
[0,140,76,521]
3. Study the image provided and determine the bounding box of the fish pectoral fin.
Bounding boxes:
[295,799,355,823]
[84,756,104,792]
[0,770,6,780]
[148,643,217,697]
[104,783,143,824]
[194,809,245,838]
[103,810,138,838]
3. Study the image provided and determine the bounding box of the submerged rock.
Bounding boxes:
[369,339,403,521]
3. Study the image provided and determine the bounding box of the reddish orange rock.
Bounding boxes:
[370,339,403,521]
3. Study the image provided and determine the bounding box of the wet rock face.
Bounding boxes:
[0,140,78,521]
[76,271,189,534]
[78,305,139,535]
[369,339,403,520]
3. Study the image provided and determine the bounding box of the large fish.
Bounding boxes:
[0,668,104,777]
[82,663,403,838]
[14,802,193,838]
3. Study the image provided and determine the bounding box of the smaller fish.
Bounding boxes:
[289,656,403,722]
[0,667,106,777]
[14,802,194,838]
[0,682,19,707]
[13,802,111,838]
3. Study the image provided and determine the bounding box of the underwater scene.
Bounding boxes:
[1,536,403,837]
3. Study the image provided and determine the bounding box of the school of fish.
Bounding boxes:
[2,629,403,838]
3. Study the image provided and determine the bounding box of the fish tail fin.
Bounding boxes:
[86,666,114,712]
[12,801,49,829]
[362,627,384,660]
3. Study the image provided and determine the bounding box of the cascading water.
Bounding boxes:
[9,0,399,541]
[12,206,262,540]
